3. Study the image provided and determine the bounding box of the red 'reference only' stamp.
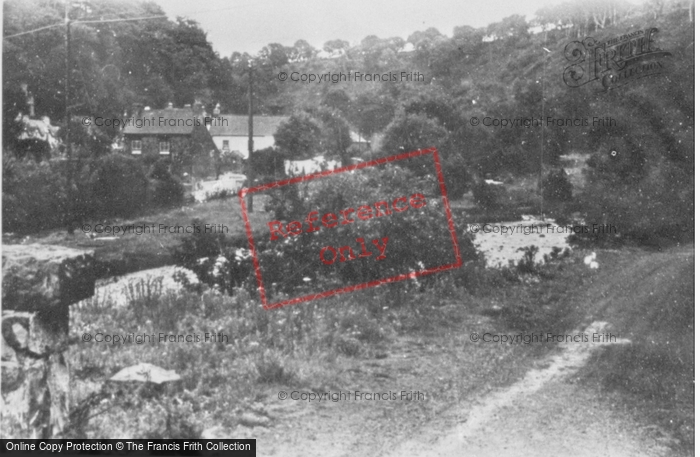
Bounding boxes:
[239,147,462,310]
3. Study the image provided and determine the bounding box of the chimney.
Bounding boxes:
[192,97,207,117]
[213,103,221,117]
[167,102,173,109]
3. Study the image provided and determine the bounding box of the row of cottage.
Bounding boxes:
[119,102,370,178]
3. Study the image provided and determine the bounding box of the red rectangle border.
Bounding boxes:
[238,147,463,310]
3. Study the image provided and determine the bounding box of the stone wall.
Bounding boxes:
[1,244,95,438]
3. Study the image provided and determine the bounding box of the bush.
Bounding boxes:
[2,154,67,233]
[471,179,507,210]
[91,154,149,218]
[254,162,478,297]
[172,163,479,305]
[441,153,471,200]
[149,160,184,208]
[578,158,693,244]
[170,220,254,296]
[543,169,573,202]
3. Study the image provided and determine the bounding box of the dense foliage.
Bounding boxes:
[2,153,185,234]
[173,162,478,301]
[3,0,694,244]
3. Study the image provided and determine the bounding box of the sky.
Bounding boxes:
[151,0,567,58]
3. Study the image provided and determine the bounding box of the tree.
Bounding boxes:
[259,43,291,67]
[486,15,529,43]
[323,39,349,53]
[290,39,316,61]
[358,35,404,72]
[249,146,285,180]
[316,107,353,166]
[321,89,351,113]
[543,169,573,202]
[3,0,233,127]
[401,90,463,132]
[273,113,322,160]
[380,113,449,177]
[407,27,446,48]
[348,92,396,139]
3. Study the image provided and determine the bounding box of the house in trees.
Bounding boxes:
[7,83,61,161]
[208,115,288,172]
[123,102,217,178]
[348,130,372,154]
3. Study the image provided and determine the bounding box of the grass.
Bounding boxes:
[576,245,694,453]
[59,245,604,441]
[2,194,272,278]
[7,200,690,450]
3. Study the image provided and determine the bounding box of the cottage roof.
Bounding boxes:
[209,115,288,137]
[123,107,203,135]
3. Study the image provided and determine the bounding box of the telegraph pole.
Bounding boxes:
[540,45,551,222]
[64,1,76,233]
[64,2,71,160]
[247,60,255,211]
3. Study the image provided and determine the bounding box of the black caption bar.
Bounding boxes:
[1,439,255,456]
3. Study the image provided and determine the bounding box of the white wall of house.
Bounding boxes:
[211,135,275,159]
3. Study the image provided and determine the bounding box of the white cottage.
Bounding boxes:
[208,115,288,160]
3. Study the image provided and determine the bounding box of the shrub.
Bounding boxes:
[172,163,479,305]
[471,179,507,210]
[578,159,693,244]
[515,245,538,274]
[543,169,573,202]
[256,351,294,384]
[2,154,67,233]
[170,220,255,295]
[90,154,149,218]
[149,159,184,208]
[441,153,471,200]
[254,162,475,295]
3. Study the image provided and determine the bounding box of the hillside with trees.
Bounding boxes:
[3,0,694,243]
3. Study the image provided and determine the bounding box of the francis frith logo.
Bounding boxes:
[563,27,672,90]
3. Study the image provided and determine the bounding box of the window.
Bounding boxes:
[131,140,142,154]
[159,141,170,155]
[222,140,230,151]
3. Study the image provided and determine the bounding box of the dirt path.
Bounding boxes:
[246,246,691,457]
[379,246,692,457]
[382,321,665,457]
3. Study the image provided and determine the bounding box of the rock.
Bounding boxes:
[2,244,95,312]
[1,359,23,392]
[238,412,271,428]
[109,363,181,384]
[1,244,96,438]
[201,426,230,439]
